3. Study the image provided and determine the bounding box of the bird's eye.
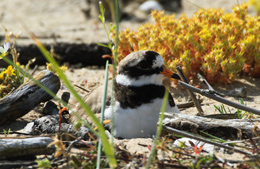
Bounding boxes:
[139,61,149,69]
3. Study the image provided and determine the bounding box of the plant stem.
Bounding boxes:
[146,91,169,168]
[96,60,109,169]
[110,0,120,147]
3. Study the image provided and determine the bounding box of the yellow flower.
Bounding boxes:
[60,65,68,72]
[15,62,24,68]
[0,72,5,80]
[46,62,68,74]
[4,65,15,76]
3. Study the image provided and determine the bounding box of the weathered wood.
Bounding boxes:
[176,66,204,116]
[179,81,260,115]
[42,92,70,116]
[0,70,60,125]
[0,137,55,160]
[0,160,36,169]
[24,115,90,140]
[163,113,260,140]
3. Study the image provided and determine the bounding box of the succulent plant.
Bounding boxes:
[112,3,260,84]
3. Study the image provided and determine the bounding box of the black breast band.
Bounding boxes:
[115,82,175,109]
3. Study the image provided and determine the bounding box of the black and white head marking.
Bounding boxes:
[116,51,165,86]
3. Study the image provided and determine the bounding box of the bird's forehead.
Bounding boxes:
[119,51,145,67]
[119,50,164,69]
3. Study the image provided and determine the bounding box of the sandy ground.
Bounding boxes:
[0,0,260,167]
[0,0,252,44]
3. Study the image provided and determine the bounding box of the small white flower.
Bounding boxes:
[0,42,10,54]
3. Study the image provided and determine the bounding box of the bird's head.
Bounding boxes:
[116,50,180,86]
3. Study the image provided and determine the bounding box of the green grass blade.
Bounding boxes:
[222,105,228,114]
[96,43,110,49]
[114,0,119,66]
[146,91,169,168]
[110,0,120,145]
[199,131,226,143]
[96,60,109,169]
[200,131,238,146]
[214,105,222,114]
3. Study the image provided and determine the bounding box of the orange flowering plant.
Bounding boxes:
[112,3,260,84]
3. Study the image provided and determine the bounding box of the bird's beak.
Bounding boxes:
[160,67,181,80]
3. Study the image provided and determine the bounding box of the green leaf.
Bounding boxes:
[146,91,169,169]
[96,60,110,169]
[99,15,104,22]
[109,23,116,32]
[35,159,52,168]
[96,43,110,49]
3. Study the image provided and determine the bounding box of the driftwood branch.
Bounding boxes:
[197,74,225,97]
[177,99,203,109]
[0,70,60,125]
[197,74,247,98]
[0,137,55,160]
[163,113,260,140]
[178,81,260,115]
[176,66,204,116]
[24,115,90,140]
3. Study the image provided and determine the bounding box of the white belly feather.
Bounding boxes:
[104,98,180,139]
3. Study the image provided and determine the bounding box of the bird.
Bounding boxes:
[70,50,181,139]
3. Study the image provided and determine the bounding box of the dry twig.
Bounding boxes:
[176,66,204,116]
[178,81,260,115]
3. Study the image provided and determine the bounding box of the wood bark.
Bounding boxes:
[163,113,260,140]
[0,137,55,160]
[24,115,90,140]
[0,70,60,125]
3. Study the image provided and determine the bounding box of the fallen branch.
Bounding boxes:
[178,81,260,115]
[176,66,204,116]
[0,160,36,168]
[24,115,90,140]
[197,74,225,97]
[0,137,55,160]
[197,74,247,98]
[163,113,260,140]
[0,70,60,125]
[177,99,203,109]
